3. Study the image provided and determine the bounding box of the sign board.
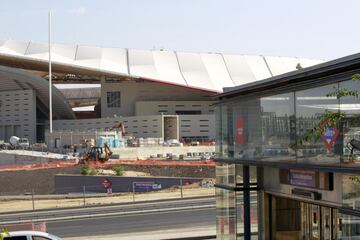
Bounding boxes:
[133,182,162,190]
[280,169,333,190]
[289,169,317,188]
[319,120,339,150]
[236,117,244,144]
[101,178,113,189]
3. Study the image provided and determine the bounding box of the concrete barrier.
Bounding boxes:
[0,151,72,167]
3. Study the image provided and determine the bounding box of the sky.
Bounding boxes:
[0,0,359,60]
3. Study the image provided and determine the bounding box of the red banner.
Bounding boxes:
[236,117,244,144]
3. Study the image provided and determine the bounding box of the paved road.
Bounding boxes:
[47,208,215,238]
[0,197,216,239]
[0,197,215,224]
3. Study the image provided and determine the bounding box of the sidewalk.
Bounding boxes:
[0,187,214,213]
[64,226,216,240]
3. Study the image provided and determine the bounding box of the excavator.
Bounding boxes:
[110,122,126,136]
[80,143,113,163]
[79,122,123,164]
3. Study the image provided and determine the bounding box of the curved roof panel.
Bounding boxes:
[0,65,74,119]
[176,52,216,91]
[222,54,259,86]
[0,40,29,55]
[264,56,301,76]
[129,49,158,79]
[151,50,185,86]
[101,47,128,74]
[200,53,234,91]
[0,40,325,93]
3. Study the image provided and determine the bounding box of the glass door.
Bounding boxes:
[322,206,338,240]
[301,203,338,240]
[311,204,320,240]
[270,196,339,240]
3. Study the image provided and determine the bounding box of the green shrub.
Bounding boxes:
[88,168,97,175]
[112,166,124,176]
[81,165,90,175]
[81,165,97,175]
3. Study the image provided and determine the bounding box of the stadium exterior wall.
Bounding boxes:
[135,100,215,116]
[101,81,212,118]
[50,114,215,144]
[0,89,37,142]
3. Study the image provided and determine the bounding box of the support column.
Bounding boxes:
[257,167,264,240]
[243,165,251,240]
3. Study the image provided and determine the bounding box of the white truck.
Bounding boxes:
[9,136,30,148]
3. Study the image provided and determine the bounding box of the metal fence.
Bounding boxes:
[0,181,215,213]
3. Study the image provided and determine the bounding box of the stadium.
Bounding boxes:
[0,40,324,145]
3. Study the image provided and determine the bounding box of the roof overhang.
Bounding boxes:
[0,40,325,94]
[216,52,360,100]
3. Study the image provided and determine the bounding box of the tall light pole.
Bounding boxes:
[48,11,53,147]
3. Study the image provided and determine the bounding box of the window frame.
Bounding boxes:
[106,91,121,108]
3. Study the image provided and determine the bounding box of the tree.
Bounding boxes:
[0,228,10,240]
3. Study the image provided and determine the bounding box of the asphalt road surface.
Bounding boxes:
[47,208,215,238]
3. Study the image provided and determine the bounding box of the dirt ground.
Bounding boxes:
[0,187,215,213]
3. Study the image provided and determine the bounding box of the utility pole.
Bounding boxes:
[180,178,183,198]
[32,188,35,211]
[132,182,135,202]
[48,11,53,148]
[83,185,86,206]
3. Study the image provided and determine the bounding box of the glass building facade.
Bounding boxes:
[215,55,360,240]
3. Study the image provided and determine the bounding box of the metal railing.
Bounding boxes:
[0,183,215,213]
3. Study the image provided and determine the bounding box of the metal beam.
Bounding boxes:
[243,165,251,240]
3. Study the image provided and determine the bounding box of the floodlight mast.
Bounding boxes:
[49,11,53,146]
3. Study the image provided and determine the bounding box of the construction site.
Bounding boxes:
[0,39,323,222]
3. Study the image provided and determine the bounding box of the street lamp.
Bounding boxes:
[48,11,53,148]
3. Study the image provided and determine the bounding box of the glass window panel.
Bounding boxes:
[342,174,360,210]
[250,191,258,238]
[235,165,257,184]
[231,99,262,160]
[216,105,230,158]
[236,191,258,240]
[340,79,360,166]
[295,84,340,165]
[339,79,360,115]
[261,93,296,163]
[216,164,236,187]
[227,104,235,158]
[337,212,360,239]
[236,191,244,238]
[216,188,237,240]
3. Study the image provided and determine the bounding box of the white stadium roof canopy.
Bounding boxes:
[0,40,324,93]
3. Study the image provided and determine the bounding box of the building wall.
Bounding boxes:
[135,101,215,116]
[51,115,164,139]
[179,115,215,141]
[51,114,215,142]
[101,81,213,117]
[0,89,36,142]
